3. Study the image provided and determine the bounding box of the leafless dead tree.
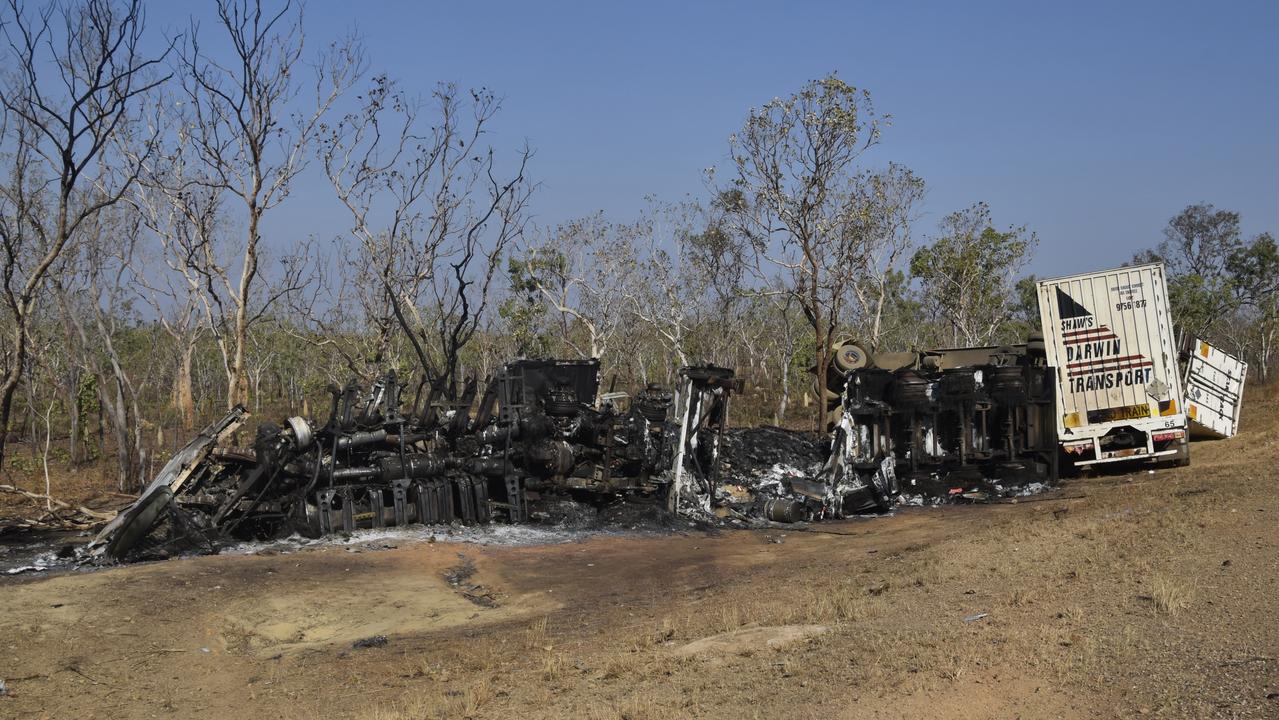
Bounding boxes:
[170,0,359,409]
[321,76,533,398]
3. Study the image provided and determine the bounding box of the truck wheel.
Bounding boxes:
[833,341,869,373]
[1026,331,1046,354]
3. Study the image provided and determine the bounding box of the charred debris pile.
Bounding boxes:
[88,343,1062,563]
[717,340,1059,521]
[88,360,738,562]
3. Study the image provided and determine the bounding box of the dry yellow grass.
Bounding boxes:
[1010,586,1036,607]
[597,651,638,680]
[356,676,495,720]
[525,616,549,649]
[1150,573,1194,615]
[718,603,742,632]
[938,653,966,681]
[540,650,569,681]
[445,677,493,717]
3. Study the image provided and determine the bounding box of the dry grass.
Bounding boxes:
[444,677,493,717]
[1061,604,1085,624]
[583,693,666,720]
[525,616,549,649]
[796,585,870,623]
[353,687,442,720]
[737,581,880,629]
[718,603,743,632]
[1150,574,1194,615]
[1010,585,1036,607]
[598,652,638,680]
[455,642,506,675]
[541,650,569,682]
[657,616,678,642]
[355,700,432,720]
[938,653,966,681]
[355,676,494,720]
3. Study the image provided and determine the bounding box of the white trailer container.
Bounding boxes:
[1184,338,1247,438]
[1036,263,1188,467]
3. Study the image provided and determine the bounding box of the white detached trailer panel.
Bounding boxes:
[1184,338,1247,438]
[1037,263,1188,467]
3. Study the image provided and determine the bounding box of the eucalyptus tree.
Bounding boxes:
[1135,204,1279,351]
[320,73,533,398]
[909,202,1037,347]
[512,212,639,361]
[171,0,359,409]
[716,73,922,431]
[0,0,169,467]
[623,198,720,374]
[54,207,149,489]
[1135,204,1250,338]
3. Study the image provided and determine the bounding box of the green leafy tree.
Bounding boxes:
[1221,232,1279,380]
[873,269,940,351]
[1134,204,1244,337]
[1136,204,1279,345]
[1226,231,1279,306]
[910,203,1037,346]
[501,257,553,358]
[717,73,923,432]
[999,275,1041,344]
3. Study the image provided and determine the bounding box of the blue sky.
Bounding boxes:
[149,0,1279,277]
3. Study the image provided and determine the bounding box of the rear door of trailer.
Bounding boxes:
[1037,263,1187,466]
[1184,338,1247,438]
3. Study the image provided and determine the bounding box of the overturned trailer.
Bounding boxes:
[88,361,741,561]
[793,341,1059,520]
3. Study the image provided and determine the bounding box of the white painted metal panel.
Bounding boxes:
[1036,263,1187,461]
[1184,338,1247,438]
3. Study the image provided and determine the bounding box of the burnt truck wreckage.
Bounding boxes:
[89,340,1063,561]
[87,361,743,561]
[813,340,1059,514]
[712,339,1059,526]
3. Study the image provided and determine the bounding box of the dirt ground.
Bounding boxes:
[2,399,1278,719]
